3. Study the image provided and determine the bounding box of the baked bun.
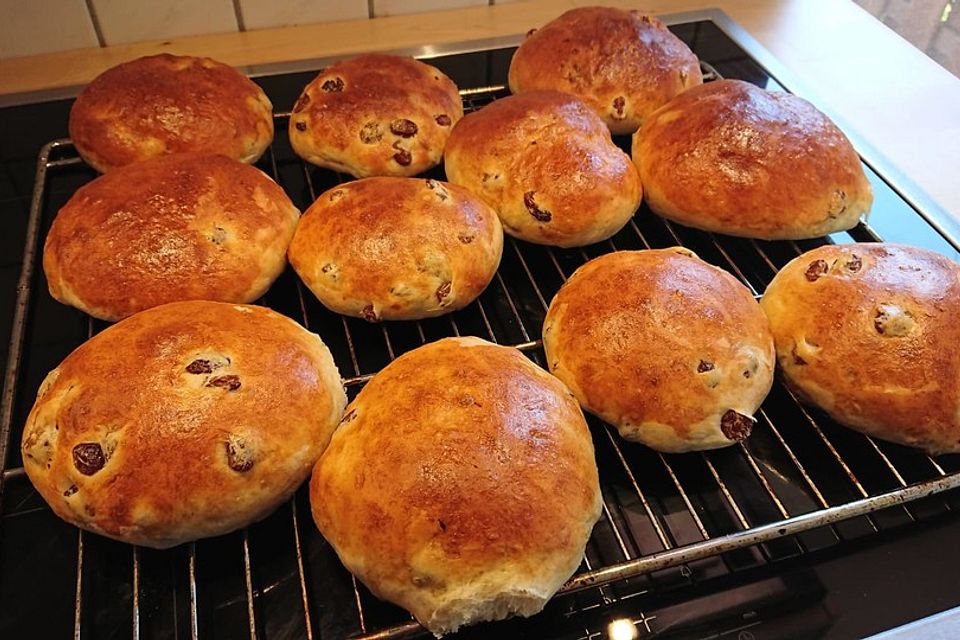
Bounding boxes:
[444,90,642,247]
[289,54,463,178]
[43,153,300,322]
[633,79,873,239]
[310,337,601,636]
[69,54,273,173]
[288,177,502,322]
[21,301,346,549]
[543,248,774,452]
[509,7,702,134]
[760,243,960,454]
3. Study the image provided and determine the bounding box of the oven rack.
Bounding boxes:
[2,70,960,640]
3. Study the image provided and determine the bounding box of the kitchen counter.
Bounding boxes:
[1,0,959,222]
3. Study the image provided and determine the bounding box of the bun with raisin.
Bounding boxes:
[21,301,346,548]
[509,7,702,134]
[543,248,774,452]
[760,243,960,454]
[444,90,641,247]
[310,337,601,636]
[289,54,463,178]
[69,53,273,172]
[633,79,872,239]
[43,153,299,322]
[288,177,502,321]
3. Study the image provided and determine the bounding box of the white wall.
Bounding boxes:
[0,0,524,59]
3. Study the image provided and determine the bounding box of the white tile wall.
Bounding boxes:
[372,0,487,18]
[91,0,239,46]
[1,0,507,59]
[0,0,99,58]
[239,0,368,30]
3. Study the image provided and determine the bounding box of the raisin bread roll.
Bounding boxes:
[509,7,702,134]
[288,177,502,321]
[543,248,774,452]
[69,54,273,172]
[43,153,299,322]
[21,301,346,548]
[760,243,960,454]
[444,90,642,247]
[311,337,601,636]
[289,54,463,177]
[633,79,872,239]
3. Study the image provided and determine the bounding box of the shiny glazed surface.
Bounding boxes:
[43,153,300,321]
[634,79,873,240]
[509,7,702,134]
[288,177,503,321]
[761,243,960,454]
[69,53,274,172]
[310,337,601,635]
[445,90,642,247]
[288,54,463,178]
[21,301,347,548]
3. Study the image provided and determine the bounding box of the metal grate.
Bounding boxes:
[2,57,960,640]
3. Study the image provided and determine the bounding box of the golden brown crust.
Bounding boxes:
[289,54,463,178]
[288,177,502,321]
[760,243,960,454]
[43,153,300,322]
[21,301,347,549]
[543,249,774,452]
[508,8,702,135]
[310,337,601,635]
[633,79,873,240]
[69,54,274,173]
[444,90,642,248]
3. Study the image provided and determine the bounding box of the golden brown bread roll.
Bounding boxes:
[444,90,642,247]
[760,243,960,454]
[21,301,346,549]
[310,337,601,636]
[288,177,502,321]
[543,248,774,452]
[633,79,873,239]
[509,7,702,134]
[43,153,300,322]
[69,53,274,173]
[289,54,463,178]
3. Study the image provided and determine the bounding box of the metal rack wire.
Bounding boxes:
[2,60,960,640]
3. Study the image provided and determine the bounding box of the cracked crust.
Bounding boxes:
[444,90,642,247]
[69,54,274,173]
[288,177,503,321]
[43,153,300,322]
[310,337,601,636]
[543,249,774,452]
[509,8,702,135]
[760,243,960,454]
[21,301,346,548]
[288,54,463,178]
